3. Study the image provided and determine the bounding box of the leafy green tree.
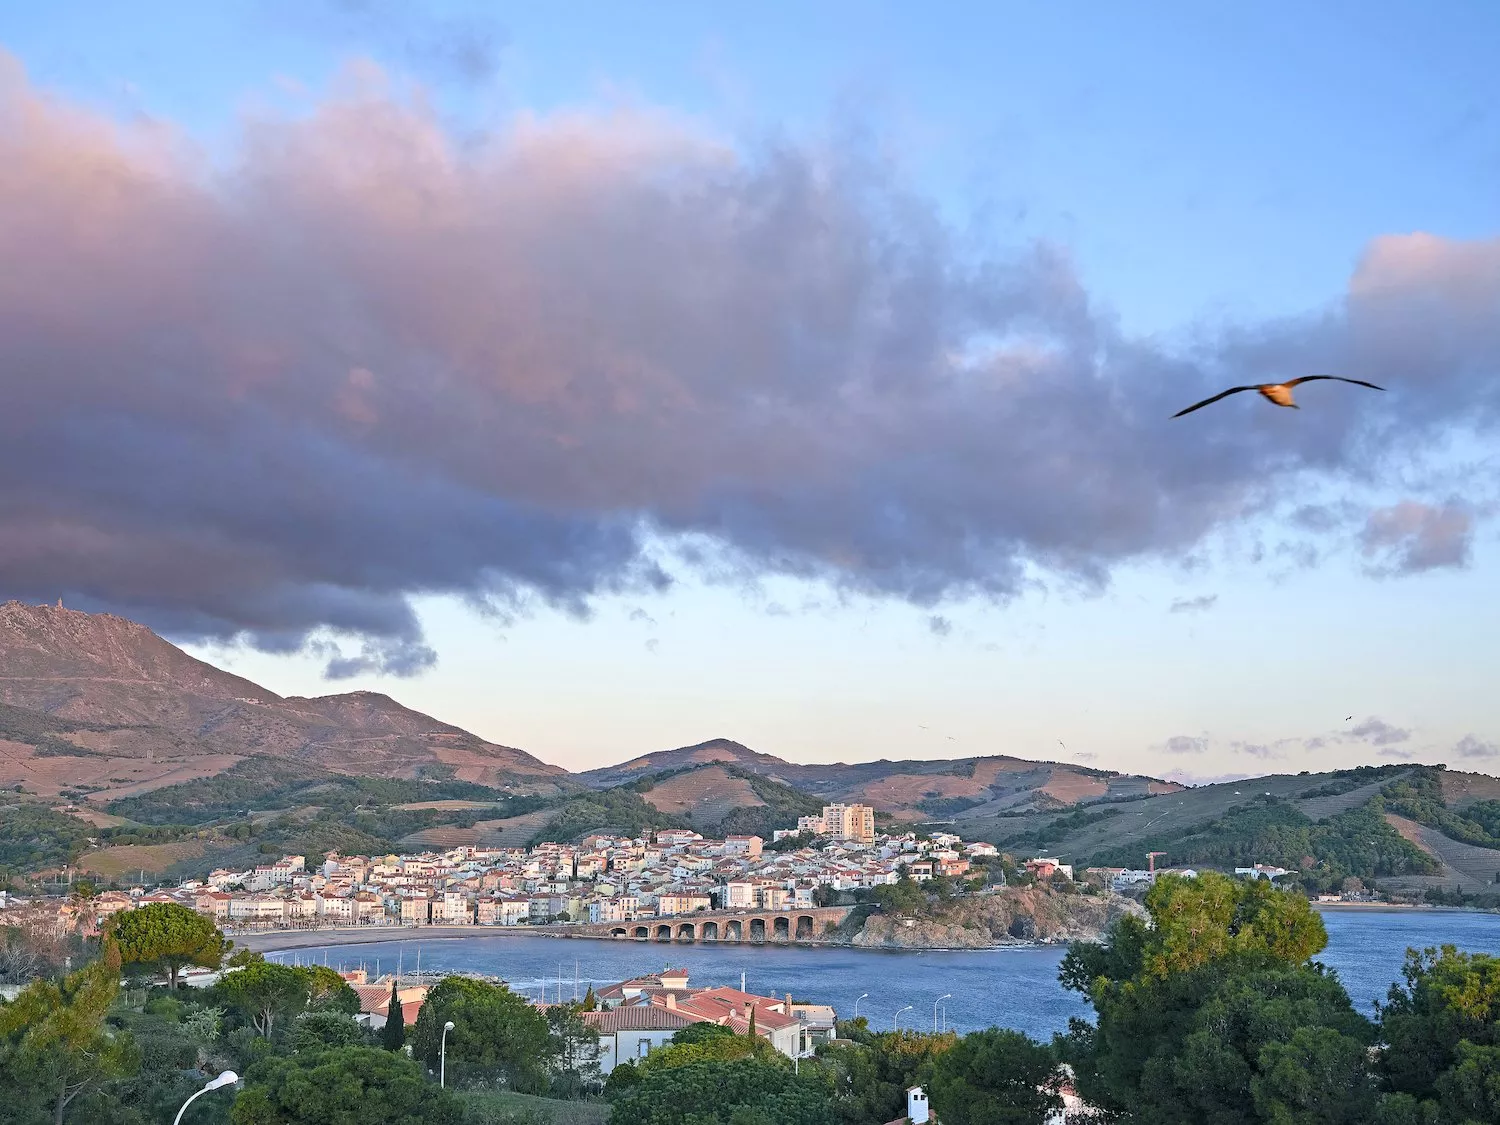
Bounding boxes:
[544,1001,599,1095]
[292,1010,366,1052]
[1377,945,1500,1122]
[216,962,311,1039]
[301,965,359,1015]
[609,1058,833,1125]
[380,980,405,1052]
[639,1026,779,1075]
[873,873,927,917]
[0,940,137,1124]
[111,903,228,988]
[810,1030,956,1124]
[929,1028,1061,1124]
[229,1045,462,1125]
[1058,871,1377,1122]
[409,976,553,1093]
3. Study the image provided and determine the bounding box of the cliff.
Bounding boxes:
[849,886,1143,949]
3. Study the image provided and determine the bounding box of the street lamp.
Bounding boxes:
[440,1021,456,1088]
[853,993,869,1020]
[893,1005,913,1032]
[173,1071,237,1125]
[933,994,951,1033]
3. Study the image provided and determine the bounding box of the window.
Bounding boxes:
[637,1039,650,1058]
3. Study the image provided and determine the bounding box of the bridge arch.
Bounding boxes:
[610,927,629,939]
[725,919,742,942]
[773,916,790,942]
[655,924,673,942]
[749,917,766,943]
[795,915,814,941]
[676,922,696,942]
[633,926,650,940]
[701,921,719,941]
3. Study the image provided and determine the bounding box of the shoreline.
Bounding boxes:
[236,924,1077,956]
[236,903,1499,955]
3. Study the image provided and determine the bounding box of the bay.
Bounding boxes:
[268,907,1500,1038]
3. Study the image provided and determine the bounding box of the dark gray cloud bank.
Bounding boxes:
[2,56,1498,676]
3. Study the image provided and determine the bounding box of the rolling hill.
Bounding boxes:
[6,601,1500,900]
[578,737,1184,819]
[0,600,571,798]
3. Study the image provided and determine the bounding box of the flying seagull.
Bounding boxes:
[1172,375,1384,418]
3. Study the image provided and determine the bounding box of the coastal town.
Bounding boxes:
[18,803,1005,935]
[4,788,1337,952]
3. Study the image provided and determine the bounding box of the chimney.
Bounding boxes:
[785,992,793,1012]
[666,993,676,1010]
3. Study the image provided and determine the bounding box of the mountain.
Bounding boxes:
[0,600,570,798]
[578,737,1184,819]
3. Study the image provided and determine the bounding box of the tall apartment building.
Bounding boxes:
[820,803,875,843]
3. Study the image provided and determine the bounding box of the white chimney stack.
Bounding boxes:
[907,1085,930,1124]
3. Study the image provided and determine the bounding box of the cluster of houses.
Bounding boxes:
[29,807,1002,934]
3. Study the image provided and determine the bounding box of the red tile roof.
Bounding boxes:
[581,1007,700,1033]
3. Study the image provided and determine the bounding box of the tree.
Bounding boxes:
[293,1010,366,1052]
[409,976,553,1093]
[1058,871,1377,1122]
[217,961,311,1039]
[581,985,597,1012]
[546,1002,600,1097]
[0,940,137,1124]
[1377,945,1500,1122]
[111,903,228,988]
[639,1024,780,1076]
[811,1030,957,1125]
[929,1028,1061,1124]
[302,965,360,1015]
[609,1058,833,1125]
[230,1045,462,1125]
[380,980,405,1052]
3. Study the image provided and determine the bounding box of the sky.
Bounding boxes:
[2,2,1499,780]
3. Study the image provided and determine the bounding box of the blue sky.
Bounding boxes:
[4,2,1499,777]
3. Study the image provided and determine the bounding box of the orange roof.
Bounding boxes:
[582,1007,700,1033]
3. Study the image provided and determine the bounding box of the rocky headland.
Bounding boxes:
[846,886,1143,949]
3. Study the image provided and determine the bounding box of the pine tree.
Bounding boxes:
[747,1004,756,1038]
[381,979,405,1051]
[581,985,597,1012]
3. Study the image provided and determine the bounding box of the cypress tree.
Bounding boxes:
[381,979,405,1050]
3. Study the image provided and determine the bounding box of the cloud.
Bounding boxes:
[2,58,1499,672]
[1232,741,1280,759]
[1379,747,1419,760]
[1361,500,1474,575]
[267,1,507,88]
[1455,734,1500,759]
[628,607,658,627]
[644,638,660,655]
[927,614,953,636]
[1163,735,1210,756]
[1347,718,1411,746]
[1169,594,1218,615]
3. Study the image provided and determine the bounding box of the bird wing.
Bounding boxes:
[1171,385,1260,418]
[1283,375,1386,391]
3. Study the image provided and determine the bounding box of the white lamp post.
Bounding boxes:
[440,1020,456,1087]
[933,994,951,1033]
[893,1005,913,1032]
[853,993,869,1020]
[174,1071,237,1125]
